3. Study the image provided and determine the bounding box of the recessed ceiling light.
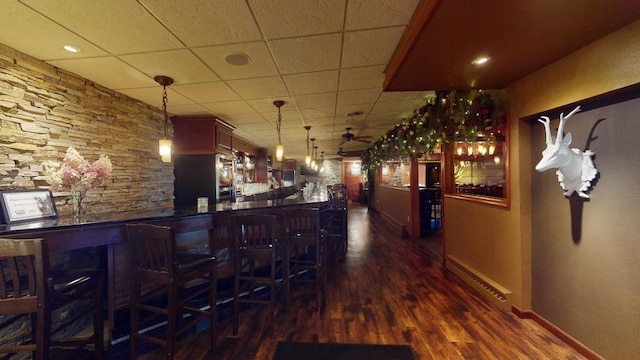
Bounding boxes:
[63,44,80,53]
[472,56,490,65]
[225,53,251,66]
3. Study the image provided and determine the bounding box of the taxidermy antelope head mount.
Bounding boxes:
[535,106,598,198]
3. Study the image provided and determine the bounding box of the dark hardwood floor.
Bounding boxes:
[137,203,586,359]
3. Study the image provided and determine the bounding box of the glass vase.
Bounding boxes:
[71,190,86,222]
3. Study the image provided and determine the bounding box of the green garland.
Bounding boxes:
[361,89,505,170]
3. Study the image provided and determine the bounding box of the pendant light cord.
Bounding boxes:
[162,85,169,138]
[276,105,282,145]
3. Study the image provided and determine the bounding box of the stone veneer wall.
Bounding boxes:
[0,43,174,216]
[299,158,343,187]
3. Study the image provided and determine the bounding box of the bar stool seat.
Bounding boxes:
[126,223,217,360]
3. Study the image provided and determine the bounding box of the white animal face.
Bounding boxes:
[535,134,573,171]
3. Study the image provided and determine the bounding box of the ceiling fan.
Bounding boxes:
[341,127,372,144]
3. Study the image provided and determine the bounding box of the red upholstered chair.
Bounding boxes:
[0,237,104,360]
[125,223,217,360]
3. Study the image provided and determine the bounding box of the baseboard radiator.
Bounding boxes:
[446,255,512,311]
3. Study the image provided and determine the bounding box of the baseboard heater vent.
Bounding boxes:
[446,255,512,311]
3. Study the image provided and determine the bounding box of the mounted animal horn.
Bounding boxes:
[534,105,598,198]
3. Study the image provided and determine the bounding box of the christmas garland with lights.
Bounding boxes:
[361,89,505,170]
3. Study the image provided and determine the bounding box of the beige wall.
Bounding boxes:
[0,43,173,215]
[445,19,640,360]
[370,185,411,233]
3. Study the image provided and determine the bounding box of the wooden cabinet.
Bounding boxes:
[172,116,235,155]
[216,121,233,152]
[255,148,269,183]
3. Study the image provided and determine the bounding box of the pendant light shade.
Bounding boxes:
[155,75,174,163]
[304,126,312,166]
[309,138,316,168]
[276,144,284,162]
[159,139,172,162]
[274,100,285,161]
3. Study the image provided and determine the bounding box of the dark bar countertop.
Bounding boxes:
[0,191,328,235]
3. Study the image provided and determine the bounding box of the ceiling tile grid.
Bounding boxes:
[0,0,422,160]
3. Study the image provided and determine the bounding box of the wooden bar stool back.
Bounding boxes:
[231,214,288,335]
[125,224,217,360]
[0,238,104,360]
[323,185,348,262]
[284,208,327,311]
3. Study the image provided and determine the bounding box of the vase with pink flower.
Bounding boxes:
[45,147,112,222]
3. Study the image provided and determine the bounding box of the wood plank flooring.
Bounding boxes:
[138,204,586,359]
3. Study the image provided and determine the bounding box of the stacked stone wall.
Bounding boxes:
[0,43,173,216]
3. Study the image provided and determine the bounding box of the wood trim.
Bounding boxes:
[511,308,605,360]
[520,82,640,124]
[443,114,511,209]
[383,0,441,91]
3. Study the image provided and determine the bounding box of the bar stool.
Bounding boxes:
[231,213,288,335]
[125,224,217,360]
[324,185,348,262]
[284,208,327,310]
[0,238,104,360]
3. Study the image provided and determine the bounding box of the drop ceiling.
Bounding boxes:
[1,0,638,162]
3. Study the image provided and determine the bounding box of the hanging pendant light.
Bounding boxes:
[304,125,312,166]
[274,100,285,161]
[155,75,174,163]
[313,145,319,171]
[310,138,316,169]
[319,151,325,173]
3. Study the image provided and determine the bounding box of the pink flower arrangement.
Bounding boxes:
[46,147,112,194]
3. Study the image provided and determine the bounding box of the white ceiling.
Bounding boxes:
[0,0,425,161]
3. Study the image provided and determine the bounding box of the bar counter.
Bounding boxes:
[0,191,329,331]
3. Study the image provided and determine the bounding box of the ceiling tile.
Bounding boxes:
[249,0,345,39]
[299,107,337,120]
[245,97,294,113]
[119,49,220,84]
[47,57,155,89]
[22,0,183,54]
[118,87,194,108]
[269,34,342,74]
[337,88,382,106]
[292,93,337,109]
[0,2,108,60]
[335,103,375,117]
[227,77,289,100]
[371,100,414,113]
[283,70,339,95]
[377,90,423,103]
[202,101,257,116]
[342,27,406,68]
[339,66,386,90]
[345,0,419,30]
[0,0,465,160]
[258,108,301,124]
[223,113,267,125]
[193,42,279,80]
[140,0,262,46]
[172,82,241,103]
[167,103,209,116]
